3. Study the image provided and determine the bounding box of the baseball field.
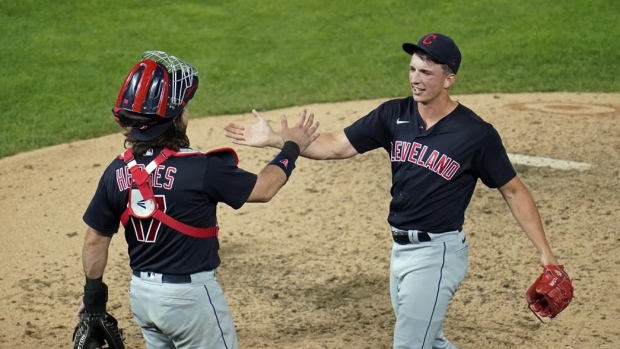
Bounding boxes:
[1,1,619,348]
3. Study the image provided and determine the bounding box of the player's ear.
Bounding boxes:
[444,73,457,89]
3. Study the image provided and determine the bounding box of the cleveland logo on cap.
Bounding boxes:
[401,33,462,74]
[422,34,437,45]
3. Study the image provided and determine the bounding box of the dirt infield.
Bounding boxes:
[1,92,618,349]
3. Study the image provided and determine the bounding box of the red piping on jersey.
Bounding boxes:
[118,148,229,239]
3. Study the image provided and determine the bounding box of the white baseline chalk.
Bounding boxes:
[508,153,592,170]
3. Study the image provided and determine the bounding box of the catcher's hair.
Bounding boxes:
[122,111,190,157]
[413,51,454,75]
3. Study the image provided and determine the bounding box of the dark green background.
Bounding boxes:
[1,0,618,158]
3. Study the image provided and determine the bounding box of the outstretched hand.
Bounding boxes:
[224,109,319,152]
[279,109,320,153]
[224,109,279,148]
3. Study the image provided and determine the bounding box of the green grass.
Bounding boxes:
[1,0,618,158]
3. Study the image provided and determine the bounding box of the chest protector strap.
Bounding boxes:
[119,148,219,239]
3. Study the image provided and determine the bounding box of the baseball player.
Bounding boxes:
[74,51,319,349]
[224,33,570,349]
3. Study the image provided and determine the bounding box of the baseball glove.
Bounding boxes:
[525,264,574,321]
[72,311,125,349]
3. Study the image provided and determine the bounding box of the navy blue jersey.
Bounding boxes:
[344,97,516,231]
[83,147,257,274]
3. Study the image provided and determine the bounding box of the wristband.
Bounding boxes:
[280,141,300,160]
[85,276,103,289]
[83,276,108,314]
[268,141,300,180]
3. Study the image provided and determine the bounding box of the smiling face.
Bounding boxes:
[408,52,456,104]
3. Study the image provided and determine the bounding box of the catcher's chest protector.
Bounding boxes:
[119,148,219,238]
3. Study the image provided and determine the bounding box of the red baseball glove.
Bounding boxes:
[525,265,574,321]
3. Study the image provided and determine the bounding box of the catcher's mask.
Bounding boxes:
[112,51,199,141]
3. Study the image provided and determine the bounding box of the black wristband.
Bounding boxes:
[268,142,299,180]
[85,276,103,289]
[280,141,300,160]
[83,276,108,314]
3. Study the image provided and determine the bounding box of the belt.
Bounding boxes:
[132,270,192,284]
[391,227,462,245]
[392,230,431,244]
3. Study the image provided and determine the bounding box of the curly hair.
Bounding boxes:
[124,115,190,158]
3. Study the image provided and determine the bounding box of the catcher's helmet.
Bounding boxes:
[113,51,199,141]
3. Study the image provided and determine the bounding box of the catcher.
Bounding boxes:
[73,50,318,349]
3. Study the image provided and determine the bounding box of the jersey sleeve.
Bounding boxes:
[82,166,123,236]
[475,126,517,188]
[203,154,258,209]
[343,102,392,153]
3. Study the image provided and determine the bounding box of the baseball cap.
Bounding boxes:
[402,33,461,74]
